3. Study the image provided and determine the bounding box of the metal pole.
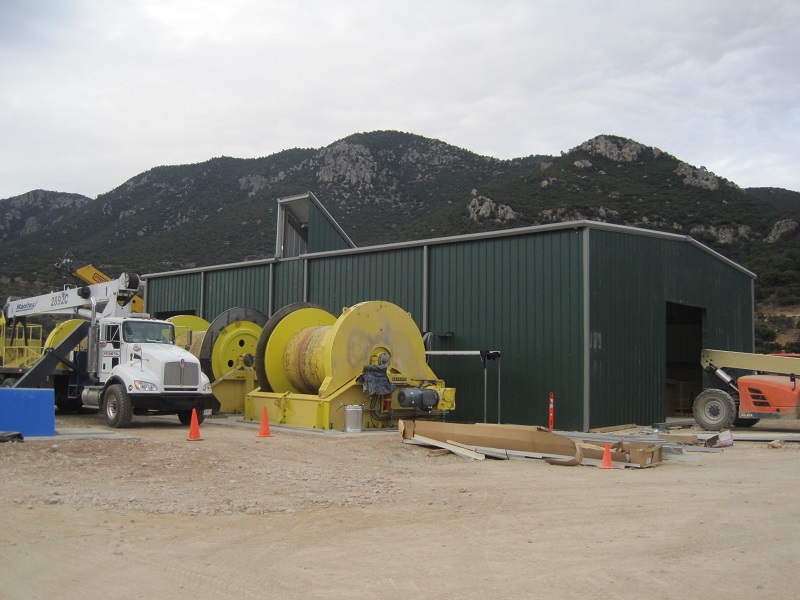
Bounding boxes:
[483,362,488,423]
[497,358,501,424]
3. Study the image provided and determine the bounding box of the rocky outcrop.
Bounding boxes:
[765,219,798,243]
[573,135,662,162]
[689,224,754,244]
[467,192,517,224]
[674,162,720,191]
[0,190,90,241]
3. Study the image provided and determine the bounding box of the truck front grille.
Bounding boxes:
[164,361,200,387]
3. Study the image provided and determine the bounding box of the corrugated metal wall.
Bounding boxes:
[144,222,754,431]
[663,241,753,349]
[146,273,203,317]
[427,231,585,426]
[587,228,753,429]
[203,265,271,320]
[309,248,425,318]
[307,201,352,254]
[272,260,304,311]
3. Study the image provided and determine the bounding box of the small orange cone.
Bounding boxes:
[598,443,613,469]
[187,408,203,441]
[256,406,272,438]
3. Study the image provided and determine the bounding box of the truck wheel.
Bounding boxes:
[104,384,133,428]
[2,377,17,387]
[693,389,736,431]
[733,417,760,428]
[178,409,205,426]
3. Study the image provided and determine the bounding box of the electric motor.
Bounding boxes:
[397,387,439,409]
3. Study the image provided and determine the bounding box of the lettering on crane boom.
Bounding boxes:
[50,292,70,307]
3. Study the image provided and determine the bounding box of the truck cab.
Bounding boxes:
[80,315,213,427]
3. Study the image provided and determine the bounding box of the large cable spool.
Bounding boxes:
[200,307,268,381]
[255,303,336,393]
[166,315,210,351]
[44,319,88,369]
[255,301,437,399]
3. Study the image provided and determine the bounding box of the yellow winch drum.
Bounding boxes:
[255,303,337,394]
[247,300,456,430]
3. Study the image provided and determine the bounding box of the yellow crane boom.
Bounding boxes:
[54,253,144,313]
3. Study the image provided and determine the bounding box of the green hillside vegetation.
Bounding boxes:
[1,131,800,351]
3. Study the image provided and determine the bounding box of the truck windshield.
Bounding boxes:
[122,321,175,344]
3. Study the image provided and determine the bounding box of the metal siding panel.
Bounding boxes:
[662,243,753,350]
[307,201,350,253]
[588,229,754,429]
[146,274,202,316]
[203,265,270,321]
[428,231,584,428]
[308,248,424,320]
[589,230,665,429]
[272,260,305,312]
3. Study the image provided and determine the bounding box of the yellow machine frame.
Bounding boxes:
[246,301,455,430]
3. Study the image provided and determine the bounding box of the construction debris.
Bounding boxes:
[704,430,734,448]
[399,420,663,468]
[403,419,800,466]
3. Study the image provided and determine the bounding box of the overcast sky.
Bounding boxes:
[1,0,798,200]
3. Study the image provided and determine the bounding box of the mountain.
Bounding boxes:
[0,189,92,243]
[1,131,799,350]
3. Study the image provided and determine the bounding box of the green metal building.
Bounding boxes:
[144,193,755,431]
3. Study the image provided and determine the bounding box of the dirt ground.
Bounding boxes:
[2,413,800,599]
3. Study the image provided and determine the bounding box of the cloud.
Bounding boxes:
[1,0,799,198]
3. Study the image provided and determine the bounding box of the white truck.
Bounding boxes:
[3,273,213,428]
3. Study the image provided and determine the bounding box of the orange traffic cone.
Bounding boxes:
[187,408,203,441]
[598,443,613,469]
[256,406,272,438]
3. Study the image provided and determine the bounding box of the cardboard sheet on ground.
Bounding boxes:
[580,440,663,468]
[400,420,581,465]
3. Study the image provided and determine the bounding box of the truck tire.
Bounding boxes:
[104,384,133,428]
[178,409,205,426]
[693,389,737,431]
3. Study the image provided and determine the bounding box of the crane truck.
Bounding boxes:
[2,273,213,428]
[693,349,800,430]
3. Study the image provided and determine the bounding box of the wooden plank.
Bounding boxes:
[589,423,638,433]
[580,457,633,469]
[449,442,508,460]
[658,433,699,444]
[447,441,578,464]
[504,449,577,461]
[730,432,800,442]
[402,438,431,446]
[412,434,485,460]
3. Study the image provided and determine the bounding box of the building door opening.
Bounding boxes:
[665,302,705,416]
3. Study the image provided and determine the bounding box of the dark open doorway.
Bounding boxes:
[666,302,705,416]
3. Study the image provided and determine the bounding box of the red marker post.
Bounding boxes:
[548,392,554,430]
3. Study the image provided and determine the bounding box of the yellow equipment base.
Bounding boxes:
[246,381,378,431]
[211,360,256,414]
